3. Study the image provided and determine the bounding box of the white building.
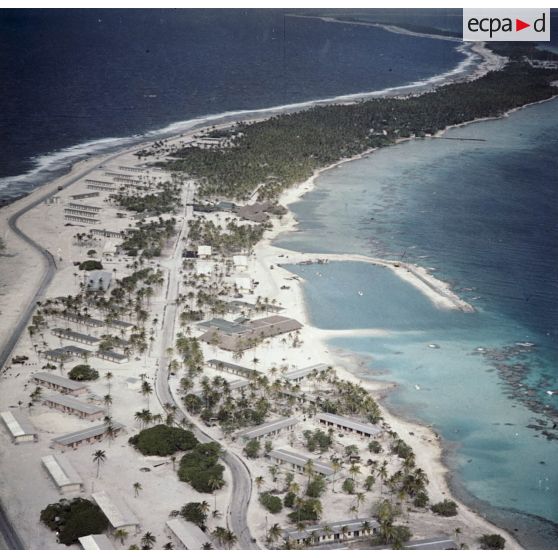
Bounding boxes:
[41,454,84,494]
[233,275,252,292]
[316,413,381,439]
[91,491,139,533]
[166,518,211,550]
[1,411,38,444]
[197,245,212,258]
[232,254,248,270]
[78,534,115,550]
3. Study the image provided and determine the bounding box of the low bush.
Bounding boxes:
[78,260,103,271]
[40,498,108,546]
[178,442,225,493]
[129,425,198,456]
[431,499,458,517]
[479,534,506,549]
[259,492,283,514]
[68,364,99,381]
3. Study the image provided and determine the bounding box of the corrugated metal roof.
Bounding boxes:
[316,413,381,437]
[42,393,103,415]
[52,422,124,446]
[166,518,210,549]
[237,416,298,439]
[79,534,115,550]
[42,454,83,488]
[33,372,85,391]
[1,411,37,437]
[268,448,334,476]
[91,491,139,530]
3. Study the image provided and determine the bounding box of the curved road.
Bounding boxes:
[153,188,258,549]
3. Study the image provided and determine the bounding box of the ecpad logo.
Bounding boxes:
[463,9,550,41]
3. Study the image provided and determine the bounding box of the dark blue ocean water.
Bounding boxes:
[0,9,466,201]
[277,99,558,548]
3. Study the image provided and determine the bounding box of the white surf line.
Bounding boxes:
[274,249,475,313]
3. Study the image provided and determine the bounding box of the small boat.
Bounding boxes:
[428,343,440,349]
[414,384,421,390]
[358,291,364,296]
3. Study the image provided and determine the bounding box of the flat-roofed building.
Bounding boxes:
[232,254,248,269]
[267,448,334,478]
[284,518,378,546]
[197,245,212,258]
[68,202,101,213]
[64,208,99,218]
[52,328,100,346]
[166,518,211,550]
[1,411,38,444]
[86,271,112,292]
[41,454,84,494]
[91,491,139,533]
[108,318,134,331]
[234,417,298,441]
[199,315,302,351]
[64,214,100,224]
[44,345,92,362]
[233,275,252,292]
[95,350,128,364]
[283,363,329,383]
[206,359,260,377]
[33,372,88,396]
[42,393,105,421]
[51,422,124,450]
[316,413,381,439]
[78,534,115,550]
[91,228,125,239]
[192,378,250,398]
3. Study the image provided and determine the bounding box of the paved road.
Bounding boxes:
[153,187,259,550]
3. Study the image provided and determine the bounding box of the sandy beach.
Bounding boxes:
[0,38,527,550]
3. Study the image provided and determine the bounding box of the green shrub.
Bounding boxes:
[413,491,429,508]
[129,425,198,456]
[342,478,355,494]
[431,499,458,517]
[479,534,506,549]
[283,492,296,508]
[243,439,261,459]
[68,364,99,381]
[306,476,326,498]
[259,492,283,514]
[287,498,322,522]
[368,440,382,454]
[78,260,103,271]
[40,498,108,546]
[178,442,225,493]
[180,502,208,528]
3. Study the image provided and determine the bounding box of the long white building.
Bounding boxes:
[1,411,38,444]
[91,491,139,533]
[41,454,84,494]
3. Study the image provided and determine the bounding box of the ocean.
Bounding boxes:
[0,8,466,203]
[276,99,558,548]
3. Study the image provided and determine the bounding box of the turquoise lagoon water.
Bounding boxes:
[276,99,558,548]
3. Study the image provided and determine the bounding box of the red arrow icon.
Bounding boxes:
[516,18,531,31]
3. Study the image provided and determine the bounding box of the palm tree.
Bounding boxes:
[140,381,153,409]
[103,393,113,410]
[163,542,174,550]
[223,529,237,549]
[202,542,213,550]
[331,458,342,492]
[133,482,142,497]
[140,532,156,550]
[113,528,129,546]
[266,523,282,546]
[92,449,106,478]
[255,476,265,492]
[105,371,114,393]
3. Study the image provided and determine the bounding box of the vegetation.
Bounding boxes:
[259,492,283,514]
[68,364,99,381]
[180,501,209,528]
[303,429,333,453]
[129,425,198,456]
[479,533,506,549]
[431,499,458,517]
[178,442,225,493]
[78,259,103,271]
[120,217,176,257]
[110,181,181,215]
[306,476,327,498]
[156,61,558,202]
[243,439,261,459]
[40,498,108,546]
[287,498,322,522]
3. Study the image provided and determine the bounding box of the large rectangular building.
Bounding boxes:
[267,448,334,478]
[234,417,298,441]
[206,359,260,377]
[199,314,302,351]
[316,413,381,439]
[52,328,100,346]
[166,518,211,550]
[41,454,84,494]
[33,372,88,396]
[1,411,38,444]
[284,518,378,546]
[41,393,105,421]
[283,363,329,383]
[51,422,124,450]
[91,491,139,533]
